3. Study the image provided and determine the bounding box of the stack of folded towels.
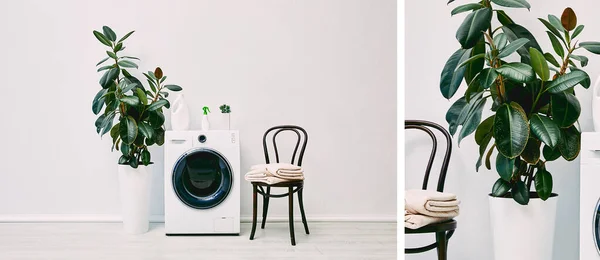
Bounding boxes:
[244,163,304,184]
[405,189,460,229]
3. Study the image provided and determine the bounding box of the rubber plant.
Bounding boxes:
[92,26,183,168]
[219,104,231,113]
[442,1,600,205]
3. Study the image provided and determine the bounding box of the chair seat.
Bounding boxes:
[405,219,457,234]
[251,180,304,187]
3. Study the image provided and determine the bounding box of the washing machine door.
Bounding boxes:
[595,198,600,254]
[172,148,233,209]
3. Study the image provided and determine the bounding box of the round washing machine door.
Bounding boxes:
[172,148,233,209]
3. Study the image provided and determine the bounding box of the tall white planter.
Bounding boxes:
[489,194,558,260]
[118,164,152,234]
[170,94,190,131]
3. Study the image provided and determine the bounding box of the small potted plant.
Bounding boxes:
[219,104,231,130]
[92,26,182,234]
[441,1,600,259]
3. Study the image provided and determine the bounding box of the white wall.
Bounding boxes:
[0,0,396,222]
[405,1,600,259]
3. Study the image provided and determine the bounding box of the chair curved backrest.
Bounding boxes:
[405,120,452,192]
[263,125,308,166]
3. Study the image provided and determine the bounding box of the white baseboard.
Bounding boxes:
[0,214,397,223]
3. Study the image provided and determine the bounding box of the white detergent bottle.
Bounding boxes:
[201,106,211,131]
[593,75,600,131]
[170,94,190,131]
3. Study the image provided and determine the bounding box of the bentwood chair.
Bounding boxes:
[249,125,309,246]
[405,120,457,260]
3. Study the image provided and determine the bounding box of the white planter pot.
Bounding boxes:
[489,193,558,260]
[170,94,190,131]
[118,164,152,234]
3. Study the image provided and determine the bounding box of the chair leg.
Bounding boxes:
[288,186,296,246]
[261,187,270,229]
[298,187,309,234]
[435,231,448,260]
[250,184,258,240]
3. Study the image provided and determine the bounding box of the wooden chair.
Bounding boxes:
[405,120,457,260]
[249,125,309,246]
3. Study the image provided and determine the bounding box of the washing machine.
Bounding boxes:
[164,130,240,235]
[580,132,600,258]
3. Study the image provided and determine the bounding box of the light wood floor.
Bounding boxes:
[0,222,396,260]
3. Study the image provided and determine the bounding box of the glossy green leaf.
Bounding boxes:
[440,49,470,99]
[164,85,183,91]
[495,62,536,83]
[458,98,487,145]
[476,133,493,172]
[480,68,498,89]
[121,81,137,93]
[502,23,543,64]
[106,51,117,59]
[529,48,549,81]
[512,180,530,205]
[138,122,154,140]
[99,68,119,89]
[96,57,110,67]
[118,31,135,43]
[493,33,508,50]
[446,97,468,135]
[496,153,514,181]
[451,3,484,16]
[546,32,564,58]
[535,168,553,200]
[136,88,148,105]
[543,144,561,161]
[494,103,530,158]
[118,155,129,164]
[129,159,139,169]
[572,25,584,39]
[97,65,112,72]
[120,96,140,106]
[544,53,561,67]
[570,54,589,67]
[121,56,140,60]
[521,137,541,164]
[465,38,486,85]
[102,26,116,41]
[119,116,138,145]
[498,38,530,58]
[155,128,165,145]
[530,114,561,148]
[497,10,514,25]
[551,92,581,128]
[110,122,120,140]
[546,70,588,93]
[538,18,565,42]
[570,68,590,89]
[548,15,565,33]
[92,89,107,115]
[93,31,111,47]
[492,179,511,197]
[141,150,151,166]
[558,125,581,161]
[147,99,170,111]
[118,60,138,69]
[456,8,492,49]
[148,111,165,128]
[475,115,495,145]
[491,0,530,9]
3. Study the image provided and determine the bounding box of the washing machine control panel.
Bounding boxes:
[231,133,236,143]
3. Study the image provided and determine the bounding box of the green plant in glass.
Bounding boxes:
[219,104,231,113]
[92,26,183,168]
[442,1,600,204]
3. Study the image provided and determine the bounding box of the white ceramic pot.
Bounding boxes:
[592,75,600,131]
[489,194,558,260]
[118,164,152,234]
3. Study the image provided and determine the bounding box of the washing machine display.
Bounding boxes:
[172,148,233,209]
[595,198,600,255]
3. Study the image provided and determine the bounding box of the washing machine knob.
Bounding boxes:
[198,135,207,143]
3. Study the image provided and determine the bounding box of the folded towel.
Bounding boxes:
[405,189,460,218]
[244,166,304,185]
[405,211,454,229]
[251,163,301,171]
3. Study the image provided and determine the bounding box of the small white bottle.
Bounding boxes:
[593,75,600,131]
[201,106,210,131]
[170,94,190,131]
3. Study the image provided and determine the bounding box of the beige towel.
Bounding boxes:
[405,211,453,229]
[250,163,304,179]
[405,189,460,217]
[244,166,304,185]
